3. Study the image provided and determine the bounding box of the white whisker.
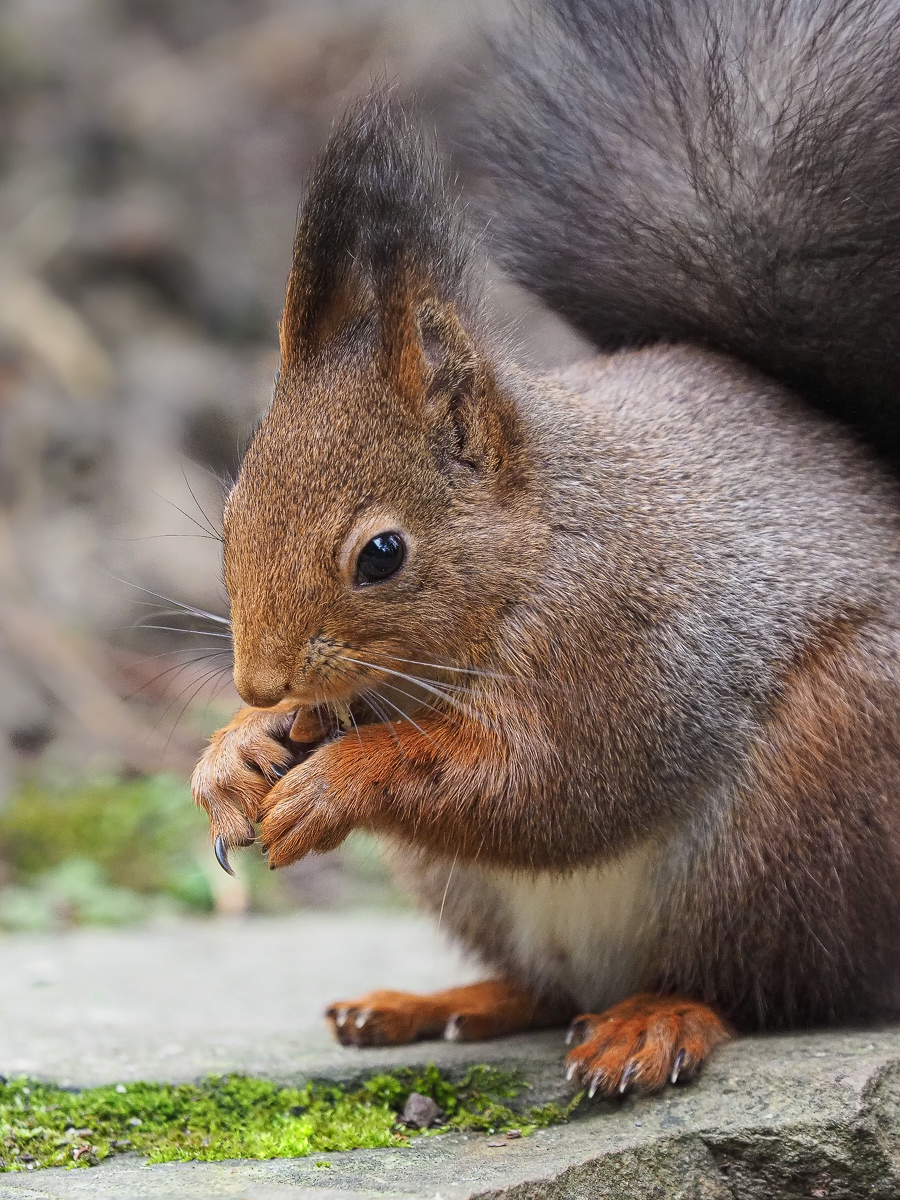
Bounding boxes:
[338,655,494,729]
[365,688,439,749]
[358,692,407,760]
[130,623,233,640]
[438,848,460,931]
[378,679,482,732]
[122,651,232,702]
[345,700,367,764]
[104,573,231,627]
[376,652,518,682]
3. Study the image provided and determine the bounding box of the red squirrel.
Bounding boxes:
[192,0,900,1097]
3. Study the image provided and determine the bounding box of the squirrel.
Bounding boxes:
[191,0,900,1098]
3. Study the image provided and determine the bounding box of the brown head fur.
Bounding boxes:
[226,96,533,711]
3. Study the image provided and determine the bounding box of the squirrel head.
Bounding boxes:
[224,96,536,712]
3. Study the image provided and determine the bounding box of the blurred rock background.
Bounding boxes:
[0,0,586,928]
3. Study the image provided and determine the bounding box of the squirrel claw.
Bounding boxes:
[670,1048,686,1084]
[214,835,236,877]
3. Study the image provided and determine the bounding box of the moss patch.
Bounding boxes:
[0,1066,581,1172]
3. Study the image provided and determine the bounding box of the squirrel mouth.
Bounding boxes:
[288,700,358,743]
[286,694,389,745]
[287,680,429,745]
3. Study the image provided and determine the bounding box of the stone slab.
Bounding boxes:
[0,913,482,1086]
[0,917,899,1199]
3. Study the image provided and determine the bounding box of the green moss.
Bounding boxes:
[0,1067,581,1172]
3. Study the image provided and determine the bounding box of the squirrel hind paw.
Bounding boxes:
[324,994,434,1047]
[564,993,731,1098]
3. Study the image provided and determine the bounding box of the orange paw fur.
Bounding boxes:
[257,742,362,866]
[564,993,731,1097]
[191,701,313,847]
[326,990,451,1047]
[326,980,566,1047]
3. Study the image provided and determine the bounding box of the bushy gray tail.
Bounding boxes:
[470,0,900,455]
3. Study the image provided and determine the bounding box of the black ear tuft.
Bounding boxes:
[280,91,476,372]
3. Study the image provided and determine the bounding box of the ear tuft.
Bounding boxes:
[279,92,476,372]
[279,92,521,476]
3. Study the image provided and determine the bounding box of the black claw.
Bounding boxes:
[270,763,287,779]
[214,835,236,877]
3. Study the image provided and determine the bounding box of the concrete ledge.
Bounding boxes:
[1,919,898,1198]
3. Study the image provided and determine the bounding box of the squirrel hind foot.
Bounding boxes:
[325,991,446,1047]
[565,993,732,1098]
[324,979,568,1047]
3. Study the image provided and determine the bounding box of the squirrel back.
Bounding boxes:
[469,0,900,456]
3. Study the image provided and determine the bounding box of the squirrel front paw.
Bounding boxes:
[191,701,319,849]
[258,738,373,867]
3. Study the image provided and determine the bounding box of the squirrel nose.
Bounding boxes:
[232,664,289,709]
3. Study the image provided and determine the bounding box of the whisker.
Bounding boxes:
[122,651,231,703]
[113,532,223,543]
[149,660,233,736]
[152,472,224,545]
[123,645,231,667]
[129,604,232,632]
[365,688,439,749]
[345,703,369,772]
[357,691,407,761]
[375,652,520,683]
[438,848,460,931]
[325,662,408,762]
[151,489,223,544]
[334,654,476,728]
[312,687,330,740]
[202,669,239,721]
[338,655,495,730]
[129,623,233,640]
[180,462,225,541]
[104,574,231,626]
[163,665,233,754]
[331,662,448,744]
[378,678,479,727]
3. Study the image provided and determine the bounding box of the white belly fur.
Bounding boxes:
[458,839,661,1011]
[385,834,665,1011]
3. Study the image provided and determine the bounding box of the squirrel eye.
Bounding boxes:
[355,531,406,585]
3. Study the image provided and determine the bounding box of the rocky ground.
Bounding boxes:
[0,914,899,1200]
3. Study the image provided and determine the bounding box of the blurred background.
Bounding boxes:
[0,0,586,931]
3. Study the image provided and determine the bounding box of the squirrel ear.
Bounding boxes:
[414,297,514,473]
[278,94,478,381]
[280,249,372,369]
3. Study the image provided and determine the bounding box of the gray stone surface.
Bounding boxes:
[0,913,481,1086]
[1,916,899,1198]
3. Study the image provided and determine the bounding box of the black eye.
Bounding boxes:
[355,532,406,585]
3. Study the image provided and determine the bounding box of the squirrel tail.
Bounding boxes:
[469,0,900,455]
